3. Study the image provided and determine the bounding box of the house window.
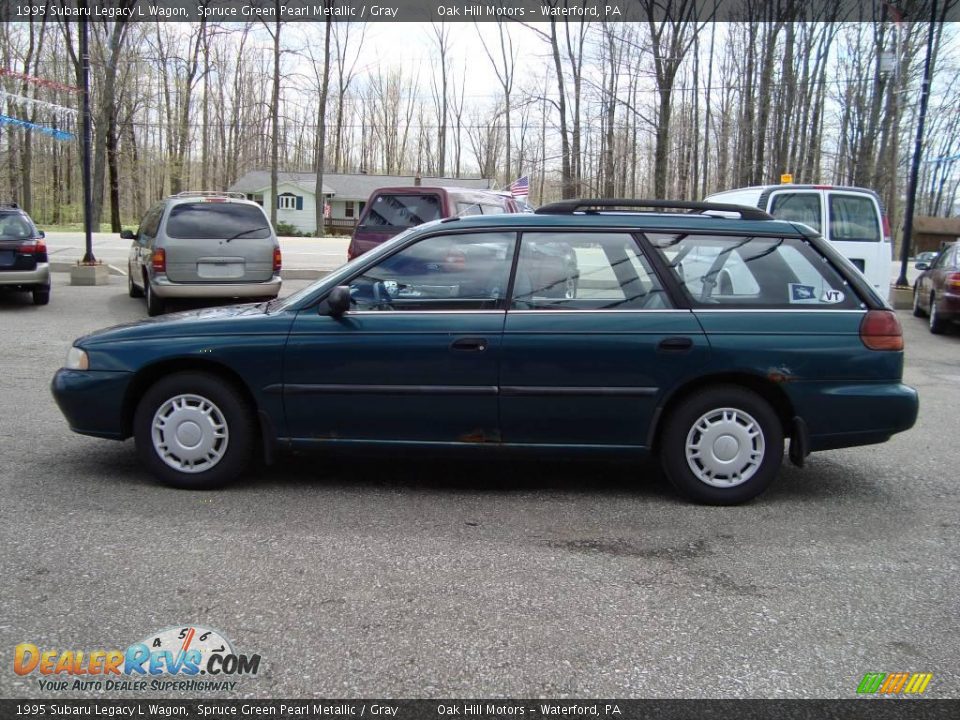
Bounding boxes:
[277,193,301,211]
[344,201,355,218]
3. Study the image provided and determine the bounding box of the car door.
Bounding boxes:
[921,245,955,311]
[283,231,516,445]
[499,231,710,448]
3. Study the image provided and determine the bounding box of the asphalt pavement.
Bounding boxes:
[0,274,958,699]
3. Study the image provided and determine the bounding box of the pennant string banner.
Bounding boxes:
[0,113,75,142]
[0,90,77,118]
[0,68,82,94]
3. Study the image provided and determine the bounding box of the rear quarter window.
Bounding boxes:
[165,203,271,240]
[646,233,863,310]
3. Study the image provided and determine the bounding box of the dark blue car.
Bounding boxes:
[52,200,918,504]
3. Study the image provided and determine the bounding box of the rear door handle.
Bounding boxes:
[658,336,694,352]
[451,337,488,352]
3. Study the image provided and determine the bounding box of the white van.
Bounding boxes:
[705,184,892,300]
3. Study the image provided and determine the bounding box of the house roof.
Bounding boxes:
[229,171,493,200]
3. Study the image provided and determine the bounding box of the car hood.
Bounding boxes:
[76,302,291,345]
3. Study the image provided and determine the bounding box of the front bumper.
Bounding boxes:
[51,368,132,440]
[149,274,281,299]
[0,263,50,287]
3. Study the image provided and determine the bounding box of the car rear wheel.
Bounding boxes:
[912,285,925,317]
[134,372,255,489]
[660,385,783,505]
[929,293,946,334]
[32,286,50,306]
[145,278,165,316]
[128,265,143,298]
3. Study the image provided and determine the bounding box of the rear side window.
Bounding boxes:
[362,194,442,228]
[769,192,822,232]
[165,203,271,240]
[829,194,881,242]
[512,232,671,310]
[647,233,862,309]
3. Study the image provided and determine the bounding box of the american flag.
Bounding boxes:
[509,175,529,198]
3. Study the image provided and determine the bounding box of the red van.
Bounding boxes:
[347,186,521,260]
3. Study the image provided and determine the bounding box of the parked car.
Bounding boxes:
[705,184,892,300]
[52,198,918,505]
[123,191,281,316]
[347,186,521,260]
[0,202,50,306]
[914,250,938,267]
[912,241,959,334]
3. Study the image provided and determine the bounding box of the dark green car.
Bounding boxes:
[51,200,918,504]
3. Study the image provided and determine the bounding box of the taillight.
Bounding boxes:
[273,246,282,272]
[860,310,903,351]
[946,272,960,291]
[151,248,166,272]
[20,240,46,254]
[881,215,892,241]
[347,244,356,261]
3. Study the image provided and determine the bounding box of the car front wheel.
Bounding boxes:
[128,265,144,298]
[660,385,783,505]
[912,285,925,317]
[134,372,255,489]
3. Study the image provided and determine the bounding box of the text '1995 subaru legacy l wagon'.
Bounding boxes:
[51,200,918,504]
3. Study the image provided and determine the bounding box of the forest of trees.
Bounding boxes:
[1,3,959,242]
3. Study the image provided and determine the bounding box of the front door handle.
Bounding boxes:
[658,336,694,352]
[451,337,488,352]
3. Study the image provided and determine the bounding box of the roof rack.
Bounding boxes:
[535,198,773,221]
[170,191,248,199]
[0,201,20,209]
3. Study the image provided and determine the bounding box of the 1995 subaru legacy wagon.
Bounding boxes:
[51,199,918,504]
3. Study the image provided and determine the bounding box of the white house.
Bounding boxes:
[228,171,494,235]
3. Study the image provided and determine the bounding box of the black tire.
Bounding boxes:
[912,284,925,317]
[128,266,144,298]
[659,385,784,505]
[134,372,256,489]
[145,278,164,316]
[929,293,946,334]
[32,286,50,306]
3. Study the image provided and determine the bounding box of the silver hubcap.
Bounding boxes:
[685,407,765,488]
[151,394,229,474]
[930,296,937,327]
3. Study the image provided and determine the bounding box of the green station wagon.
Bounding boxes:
[52,200,918,504]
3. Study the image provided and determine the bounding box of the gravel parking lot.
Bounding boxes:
[1,273,958,699]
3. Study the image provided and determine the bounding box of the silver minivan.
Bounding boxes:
[124,192,281,316]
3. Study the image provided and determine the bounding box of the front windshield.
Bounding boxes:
[271,224,431,311]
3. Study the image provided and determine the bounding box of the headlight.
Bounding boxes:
[65,346,89,370]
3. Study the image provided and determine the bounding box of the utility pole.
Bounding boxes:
[896,0,937,288]
[80,13,95,264]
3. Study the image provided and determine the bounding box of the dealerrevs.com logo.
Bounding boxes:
[14,626,261,692]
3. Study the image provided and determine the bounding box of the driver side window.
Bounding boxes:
[348,232,516,312]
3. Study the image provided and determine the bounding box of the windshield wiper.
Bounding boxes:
[225,226,269,242]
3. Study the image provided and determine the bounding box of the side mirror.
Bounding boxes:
[37,230,45,238]
[915,262,930,270]
[326,286,352,316]
[120,229,135,240]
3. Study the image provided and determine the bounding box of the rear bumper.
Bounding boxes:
[150,274,281,299]
[789,381,919,452]
[0,263,49,287]
[51,368,132,440]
